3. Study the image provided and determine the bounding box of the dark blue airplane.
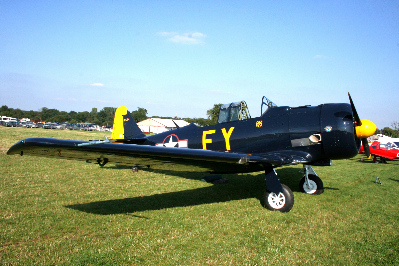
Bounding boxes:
[7,93,376,212]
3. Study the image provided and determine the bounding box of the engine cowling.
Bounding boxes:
[320,103,359,159]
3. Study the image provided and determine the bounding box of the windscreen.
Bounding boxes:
[218,108,230,123]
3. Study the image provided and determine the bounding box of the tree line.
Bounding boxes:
[0,105,214,127]
[379,123,399,138]
[0,105,148,126]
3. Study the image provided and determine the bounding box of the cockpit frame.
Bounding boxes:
[261,96,278,116]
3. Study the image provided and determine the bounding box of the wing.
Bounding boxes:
[7,138,312,173]
[369,149,398,160]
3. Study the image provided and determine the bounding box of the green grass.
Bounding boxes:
[1,127,398,265]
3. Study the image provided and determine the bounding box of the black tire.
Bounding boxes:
[299,174,324,195]
[263,184,294,213]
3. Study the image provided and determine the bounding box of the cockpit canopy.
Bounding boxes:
[261,96,278,115]
[217,96,278,124]
[384,142,399,150]
[217,101,251,123]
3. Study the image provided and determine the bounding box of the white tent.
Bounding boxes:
[137,118,189,134]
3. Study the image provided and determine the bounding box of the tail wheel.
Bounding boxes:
[263,184,294,212]
[299,174,324,195]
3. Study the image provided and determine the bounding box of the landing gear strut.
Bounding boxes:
[299,165,324,195]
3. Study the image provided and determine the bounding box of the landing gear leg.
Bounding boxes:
[263,166,294,212]
[299,165,324,195]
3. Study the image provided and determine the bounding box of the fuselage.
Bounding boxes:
[144,103,359,163]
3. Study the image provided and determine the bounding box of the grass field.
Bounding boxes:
[1,127,398,265]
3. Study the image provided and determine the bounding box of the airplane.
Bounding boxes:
[360,140,399,163]
[7,93,376,212]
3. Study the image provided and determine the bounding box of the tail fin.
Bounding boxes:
[111,106,146,141]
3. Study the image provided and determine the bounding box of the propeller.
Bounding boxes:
[348,93,377,157]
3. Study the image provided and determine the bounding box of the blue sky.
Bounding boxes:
[1,1,398,128]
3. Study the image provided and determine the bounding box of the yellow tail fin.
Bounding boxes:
[111,106,146,140]
[111,106,128,140]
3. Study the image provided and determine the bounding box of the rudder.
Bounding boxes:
[111,106,146,141]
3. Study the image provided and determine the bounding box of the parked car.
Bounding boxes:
[54,123,66,129]
[5,121,17,127]
[43,123,54,129]
[25,122,38,128]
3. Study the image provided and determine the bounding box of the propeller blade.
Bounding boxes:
[362,138,371,158]
[348,93,376,157]
[348,92,362,126]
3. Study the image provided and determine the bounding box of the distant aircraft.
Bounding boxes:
[7,93,376,212]
[360,140,399,163]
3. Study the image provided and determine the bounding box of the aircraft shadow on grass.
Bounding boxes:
[65,167,337,215]
[66,172,265,215]
[107,164,303,185]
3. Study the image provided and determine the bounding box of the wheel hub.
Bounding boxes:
[267,192,286,209]
[303,179,317,194]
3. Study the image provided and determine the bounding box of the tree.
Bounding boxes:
[41,108,60,122]
[131,107,148,122]
[75,111,90,123]
[25,110,38,120]
[100,107,116,126]
[69,111,78,121]
[89,108,98,123]
[0,105,10,116]
[52,111,70,122]
[206,104,222,125]
[382,127,399,138]
[391,121,399,131]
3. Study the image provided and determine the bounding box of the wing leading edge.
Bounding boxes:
[7,137,312,173]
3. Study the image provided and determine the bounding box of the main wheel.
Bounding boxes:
[263,184,294,212]
[299,174,324,195]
